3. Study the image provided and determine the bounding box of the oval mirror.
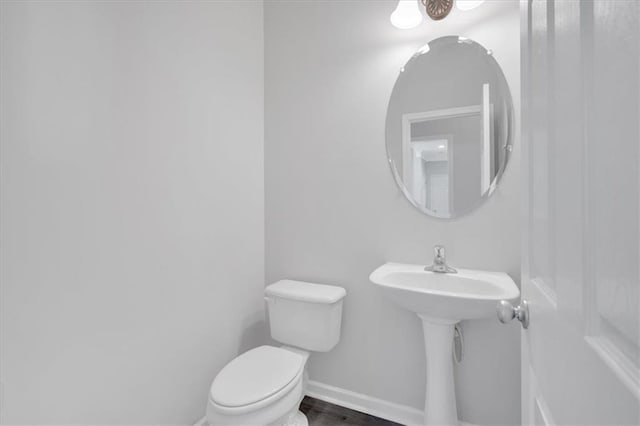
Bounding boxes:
[385,36,514,219]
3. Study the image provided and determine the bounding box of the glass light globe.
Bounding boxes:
[456,0,486,11]
[390,0,423,30]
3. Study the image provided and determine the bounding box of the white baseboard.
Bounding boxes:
[306,380,424,426]
[196,381,477,426]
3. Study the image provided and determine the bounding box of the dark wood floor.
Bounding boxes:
[300,396,403,426]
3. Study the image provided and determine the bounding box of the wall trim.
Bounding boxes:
[196,382,476,426]
[306,380,424,426]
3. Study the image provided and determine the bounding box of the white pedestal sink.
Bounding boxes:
[369,263,519,426]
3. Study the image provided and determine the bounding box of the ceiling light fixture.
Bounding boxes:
[391,0,486,29]
[422,0,454,21]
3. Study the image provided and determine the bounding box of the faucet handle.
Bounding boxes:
[425,245,457,273]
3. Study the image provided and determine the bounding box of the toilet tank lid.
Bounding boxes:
[265,280,346,304]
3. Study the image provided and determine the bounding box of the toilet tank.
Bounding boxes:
[265,280,346,352]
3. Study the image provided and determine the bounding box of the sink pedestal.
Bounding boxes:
[418,315,458,426]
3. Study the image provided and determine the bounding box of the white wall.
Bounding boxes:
[265,1,521,425]
[0,1,264,424]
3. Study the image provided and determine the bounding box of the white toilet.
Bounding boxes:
[206,279,346,426]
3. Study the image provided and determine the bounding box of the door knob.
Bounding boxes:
[497,300,529,329]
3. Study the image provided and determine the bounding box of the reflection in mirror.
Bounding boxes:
[386,36,513,219]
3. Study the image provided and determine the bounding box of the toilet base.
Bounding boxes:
[278,410,308,426]
[204,410,307,426]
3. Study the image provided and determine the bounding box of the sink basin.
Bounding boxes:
[369,262,519,426]
[369,262,519,321]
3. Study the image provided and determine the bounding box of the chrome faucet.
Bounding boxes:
[424,245,457,273]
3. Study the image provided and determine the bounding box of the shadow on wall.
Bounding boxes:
[238,314,269,354]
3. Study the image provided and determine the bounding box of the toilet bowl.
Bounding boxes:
[207,345,309,425]
[206,280,346,426]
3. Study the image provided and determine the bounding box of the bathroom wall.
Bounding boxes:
[265,1,521,425]
[0,1,264,424]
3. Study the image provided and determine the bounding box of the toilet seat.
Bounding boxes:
[209,345,305,415]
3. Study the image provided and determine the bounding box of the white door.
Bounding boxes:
[522,0,640,424]
[428,172,449,215]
